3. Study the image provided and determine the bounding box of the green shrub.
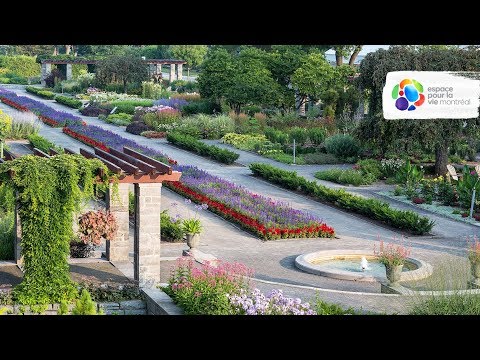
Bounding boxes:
[182,100,221,115]
[315,169,376,186]
[161,210,184,242]
[324,134,360,158]
[307,127,327,145]
[110,100,154,114]
[0,212,14,260]
[303,152,340,165]
[288,127,308,146]
[314,298,356,315]
[263,151,306,165]
[167,132,239,164]
[54,95,82,109]
[143,109,181,130]
[25,86,56,99]
[28,134,63,154]
[249,163,435,235]
[356,159,382,179]
[264,127,289,145]
[410,294,480,315]
[72,289,100,315]
[178,114,235,139]
[0,55,40,77]
[105,113,133,126]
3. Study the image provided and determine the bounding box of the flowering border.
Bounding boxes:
[62,127,110,152]
[164,180,335,240]
[0,97,29,112]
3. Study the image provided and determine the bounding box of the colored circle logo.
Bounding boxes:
[392,79,425,111]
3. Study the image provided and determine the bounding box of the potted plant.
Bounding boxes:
[374,240,411,284]
[181,200,208,249]
[467,235,480,280]
[182,218,202,249]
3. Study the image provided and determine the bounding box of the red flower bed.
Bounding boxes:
[164,180,335,240]
[62,127,109,152]
[0,97,29,112]
[39,115,61,127]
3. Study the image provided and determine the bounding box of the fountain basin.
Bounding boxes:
[295,250,433,282]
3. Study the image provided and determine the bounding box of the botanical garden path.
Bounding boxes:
[2,85,478,313]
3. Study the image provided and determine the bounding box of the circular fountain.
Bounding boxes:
[295,250,433,282]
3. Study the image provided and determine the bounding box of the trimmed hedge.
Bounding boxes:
[54,95,82,109]
[167,132,239,165]
[28,134,63,154]
[249,163,435,235]
[25,86,55,99]
[109,100,154,114]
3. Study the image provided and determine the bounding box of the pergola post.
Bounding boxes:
[66,64,72,80]
[41,63,52,86]
[156,64,162,75]
[106,182,130,263]
[14,192,22,266]
[134,183,162,288]
[169,64,176,82]
[176,63,183,81]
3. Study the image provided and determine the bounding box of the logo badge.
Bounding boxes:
[392,79,425,111]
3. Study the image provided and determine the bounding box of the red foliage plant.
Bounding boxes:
[78,210,118,246]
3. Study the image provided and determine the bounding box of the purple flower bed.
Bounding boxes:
[0,87,83,126]
[65,123,173,163]
[174,165,324,229]
[154,98,189,110]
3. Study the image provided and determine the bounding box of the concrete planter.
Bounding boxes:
[385,264,403,284]
[186,233,200,249]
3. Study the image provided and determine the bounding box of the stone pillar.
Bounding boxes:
[106,183,130,262]
[134,183,161,288]
[148,64,156,78]
[41,63,52,86]
[66,64,72,80]
[169,64,176,82]
[176,64,183,81]
[156,64,161,75]
[14,192,22,266]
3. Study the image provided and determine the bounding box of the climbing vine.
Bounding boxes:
[0,154,109,305]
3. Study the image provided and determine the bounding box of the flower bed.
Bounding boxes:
[165,165,335,240]
[64,124,175,164]
[0,87,84,127]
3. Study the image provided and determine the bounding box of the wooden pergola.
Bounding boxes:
[40,58,188,84]
[2,146,181,288]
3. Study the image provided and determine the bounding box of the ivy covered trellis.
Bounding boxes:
[0,154,109,305]
[0,145,181,305]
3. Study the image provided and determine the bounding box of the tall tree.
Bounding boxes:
[332,45,363,66]
[96,55,148,93]
[170,45,208,77]
[357,46,480,175]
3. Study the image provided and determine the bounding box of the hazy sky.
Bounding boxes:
[325,45,389,55]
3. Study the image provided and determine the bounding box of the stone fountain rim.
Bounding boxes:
[295,249,433,282]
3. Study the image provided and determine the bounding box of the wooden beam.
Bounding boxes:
[108,148,157,174]
[116,170,181,183]
[49,148,60,156]
[80,148,123,175]
[3,149,16,161]
[123,147,172,174]
[33,148,51,158]
[64,148,77,155]
[94,148,140,175]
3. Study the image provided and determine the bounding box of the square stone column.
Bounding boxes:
[66,64,72,80]
[41,63,52,86]
[169,64,176,82]
[106,183,130,262]
[14,192,22,266]
[156,64,162,75]
[176,64,183,81]
[134,183,162,288]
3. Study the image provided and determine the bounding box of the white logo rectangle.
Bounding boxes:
[382,71,480,119]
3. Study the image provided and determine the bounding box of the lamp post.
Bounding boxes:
[469,165,480,218]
